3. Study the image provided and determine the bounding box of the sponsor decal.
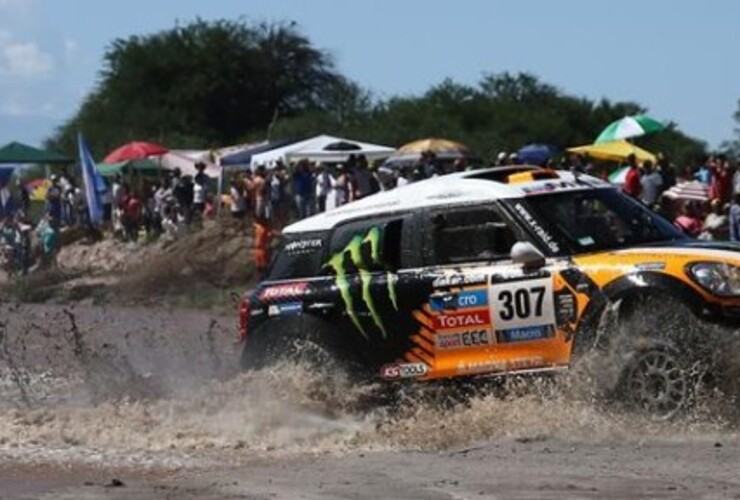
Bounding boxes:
[430,289,488,312]
[432,273,487,288]
[259,282,309,301]
[436,329,491,350]
[521,180,581,196]
[268,302,303,317]
[380,362,429,380]
[284,238,323,253]
[555,291,576,325]
[496,324,553,343]
[513,202,560,253]
[456,356,543,376]
[634,262,666,272]
[434,310,490,330]
[323,226,396,339]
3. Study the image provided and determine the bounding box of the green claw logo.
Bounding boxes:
[324,227,398,339]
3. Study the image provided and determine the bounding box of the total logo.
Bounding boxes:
[259,282,308,301]
[434,310,490,331]
[380,362,429,380]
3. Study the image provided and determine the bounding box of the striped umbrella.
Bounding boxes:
[595,115,665,144]
[662,181,710,202]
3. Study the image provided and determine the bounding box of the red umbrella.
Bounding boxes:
[103,141,168,163]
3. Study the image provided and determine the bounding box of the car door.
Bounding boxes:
[413,204,575,379]
[323,215,432,368]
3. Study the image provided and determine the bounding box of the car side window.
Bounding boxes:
[325,217,404,275]
[428,206,517,265]
[267,233,327,280]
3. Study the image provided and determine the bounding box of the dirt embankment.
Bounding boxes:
[1,219,257,305]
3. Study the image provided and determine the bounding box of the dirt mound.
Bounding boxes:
[114,220,255,298]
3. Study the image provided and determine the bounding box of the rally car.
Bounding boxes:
[239,166,740,419]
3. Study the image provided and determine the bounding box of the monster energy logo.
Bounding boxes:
[324,227,398,339]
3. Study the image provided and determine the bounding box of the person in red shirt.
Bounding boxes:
[124,193,141,242]
[710,156,733,204]
[622,154,642,199]
[674,202,703,237]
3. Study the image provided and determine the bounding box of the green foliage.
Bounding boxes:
[44,19,709,167]
[46,19,348,158]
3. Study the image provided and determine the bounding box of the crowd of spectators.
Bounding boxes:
[617,152,739,241]
[1,147,739,278]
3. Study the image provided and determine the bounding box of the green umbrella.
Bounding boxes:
[595,115,665,144]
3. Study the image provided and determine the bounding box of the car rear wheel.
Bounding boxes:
[241,316,364,377]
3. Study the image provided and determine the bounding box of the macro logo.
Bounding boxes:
[323,227,398,339]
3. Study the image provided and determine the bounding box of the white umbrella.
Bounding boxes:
[662,181,710,202]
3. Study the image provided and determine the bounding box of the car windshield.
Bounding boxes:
[506,188,685,255]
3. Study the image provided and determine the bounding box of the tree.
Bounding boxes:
[46,19,349,157]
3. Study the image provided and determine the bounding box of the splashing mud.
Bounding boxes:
[0,302,739,471]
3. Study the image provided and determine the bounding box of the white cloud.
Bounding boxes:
[0,29,54,78]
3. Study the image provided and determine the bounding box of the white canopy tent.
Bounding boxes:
[249,134,395,168]
[159,150,219,177]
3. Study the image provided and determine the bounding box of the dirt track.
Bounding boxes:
[1,302,739,499]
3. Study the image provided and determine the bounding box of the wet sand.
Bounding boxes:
[1,302,739,499]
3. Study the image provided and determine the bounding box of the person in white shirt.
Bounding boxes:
[229,180,246,218]
[640,160,663,207]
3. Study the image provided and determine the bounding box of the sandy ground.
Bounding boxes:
[1,302,740,499]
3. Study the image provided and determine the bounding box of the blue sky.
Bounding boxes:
[1,0,738,150]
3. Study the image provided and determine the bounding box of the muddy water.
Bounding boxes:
[1,301,739,478]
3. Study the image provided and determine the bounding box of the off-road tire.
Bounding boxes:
[240,316,365,377]
[576,294,710,420]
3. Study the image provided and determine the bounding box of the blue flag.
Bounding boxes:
[77,133,107,226]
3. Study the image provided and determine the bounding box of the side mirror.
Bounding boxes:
[510,241,545,269]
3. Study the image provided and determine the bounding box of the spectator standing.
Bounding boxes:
[292,160,315,219]
[37,214,58,267]
[334,164,350,207]
[229,179,247,219]
[730,193,740,242]
[694,156,713,185]
[700,199,729,241]
[252,166,267,219]
[252,212,278,281]
[710,157,733,205]
[0,181,14,218]
[124,192,141,242]
[44,175,63,228]
[316,164,332,213]
[18,179,30,216]
[640,160,663,206]
[353,155,380,200]
[622,154,642,199]
[270,166,288,227]
[192,180,205,216]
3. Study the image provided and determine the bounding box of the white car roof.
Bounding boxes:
[284,166,613,234]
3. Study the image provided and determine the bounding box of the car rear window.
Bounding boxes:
[267,233,327,280]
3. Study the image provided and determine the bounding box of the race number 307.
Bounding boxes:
[497,286,545,320]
